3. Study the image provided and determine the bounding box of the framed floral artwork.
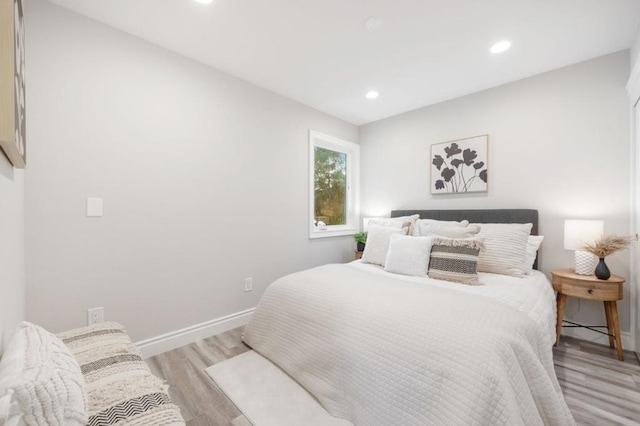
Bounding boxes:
[0,0,26,168]
[431,135,488,194]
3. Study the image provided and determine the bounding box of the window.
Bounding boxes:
[309,130,359,238]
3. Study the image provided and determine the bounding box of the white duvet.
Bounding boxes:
[243,262,574,426]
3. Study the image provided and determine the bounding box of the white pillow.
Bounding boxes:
[524,235,544,274]
[361,225,407,267]
[367,219,409,233]
[473,223,533,277]
[369,215,419,235]
[0,322,88,426]
[419,223,481,239]
[384,235,434,277]
[412,219,470,236]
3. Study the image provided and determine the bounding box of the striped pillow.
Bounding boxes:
[473,223,533,277]
[57,322,185,426]
[428,238,482,285]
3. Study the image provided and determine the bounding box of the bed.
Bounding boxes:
[242,209,574,425]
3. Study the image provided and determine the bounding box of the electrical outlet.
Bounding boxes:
[88,307,104,325]
[244,277,253,292]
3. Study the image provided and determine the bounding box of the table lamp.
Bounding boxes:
[564,219,604,275]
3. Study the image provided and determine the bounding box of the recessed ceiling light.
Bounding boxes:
[365,90,379,99]
[490,40,511,54]
[194,0,213,4]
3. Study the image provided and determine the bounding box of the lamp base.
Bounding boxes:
[574,250,596,275]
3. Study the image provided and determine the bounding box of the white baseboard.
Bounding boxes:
[560,327,632,351]
[135,308,255,359]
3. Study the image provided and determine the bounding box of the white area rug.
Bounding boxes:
[206,350,353,426]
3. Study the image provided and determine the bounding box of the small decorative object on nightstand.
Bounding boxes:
[580,234,632,280]
[563,220,603,275]
[551,269,625,361]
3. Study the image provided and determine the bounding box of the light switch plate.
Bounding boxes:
[87,198,103,217]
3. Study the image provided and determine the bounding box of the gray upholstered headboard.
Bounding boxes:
[391,209,539,268]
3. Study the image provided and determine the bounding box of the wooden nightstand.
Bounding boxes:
[551,269,625,360]
[355,251,363,260]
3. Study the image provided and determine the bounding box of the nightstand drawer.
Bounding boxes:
[555,277,622,301]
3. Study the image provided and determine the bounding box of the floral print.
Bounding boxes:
[431,136,488,193]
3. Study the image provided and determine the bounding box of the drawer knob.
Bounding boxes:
[588,288,594,294]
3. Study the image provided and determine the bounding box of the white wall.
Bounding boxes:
[360,51,632,343]
[631,27,640,73]
[24,0,357,343]
[0,156,25,353]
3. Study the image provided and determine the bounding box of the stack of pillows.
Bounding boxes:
[361,215,543,285]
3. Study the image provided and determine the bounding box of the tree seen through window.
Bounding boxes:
[314,146,347,226]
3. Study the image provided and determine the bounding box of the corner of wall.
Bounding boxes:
[629,29,640,104]
[631,27,640,72]
[0,156,25,354]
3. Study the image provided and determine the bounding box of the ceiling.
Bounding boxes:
[47,0,640,125]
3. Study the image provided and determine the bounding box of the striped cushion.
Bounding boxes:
[57,322,184,426]
[473,223,533,277]
[428,238,482,285]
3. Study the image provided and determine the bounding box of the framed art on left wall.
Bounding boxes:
[0,0,26,168]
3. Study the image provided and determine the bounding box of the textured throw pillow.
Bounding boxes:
[361,225,407,266]
[56,322,184,425]
[369,215,419,235]
[0,322,88,426]
[419,222,481,239]
[473,223,533,277]
[412,219,469,236]
[428,237,482,285]
[524,235,544,274]
[384,235,434,277]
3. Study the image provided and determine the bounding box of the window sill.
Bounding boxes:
[309,227,357,239]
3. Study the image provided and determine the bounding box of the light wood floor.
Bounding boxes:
[553,336,640,425]
[147,328,640,426]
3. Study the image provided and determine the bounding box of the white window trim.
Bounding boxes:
[309,130,359,239]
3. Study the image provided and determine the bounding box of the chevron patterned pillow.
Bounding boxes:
[428,237,482,285]
[57,322,185,426]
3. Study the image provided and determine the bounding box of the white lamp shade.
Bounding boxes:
[564,219,604,250]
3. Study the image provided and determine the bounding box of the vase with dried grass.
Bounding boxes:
[581,235,632,280]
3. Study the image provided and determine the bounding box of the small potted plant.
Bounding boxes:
[353,232,367,252]
[582,234,632,280]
